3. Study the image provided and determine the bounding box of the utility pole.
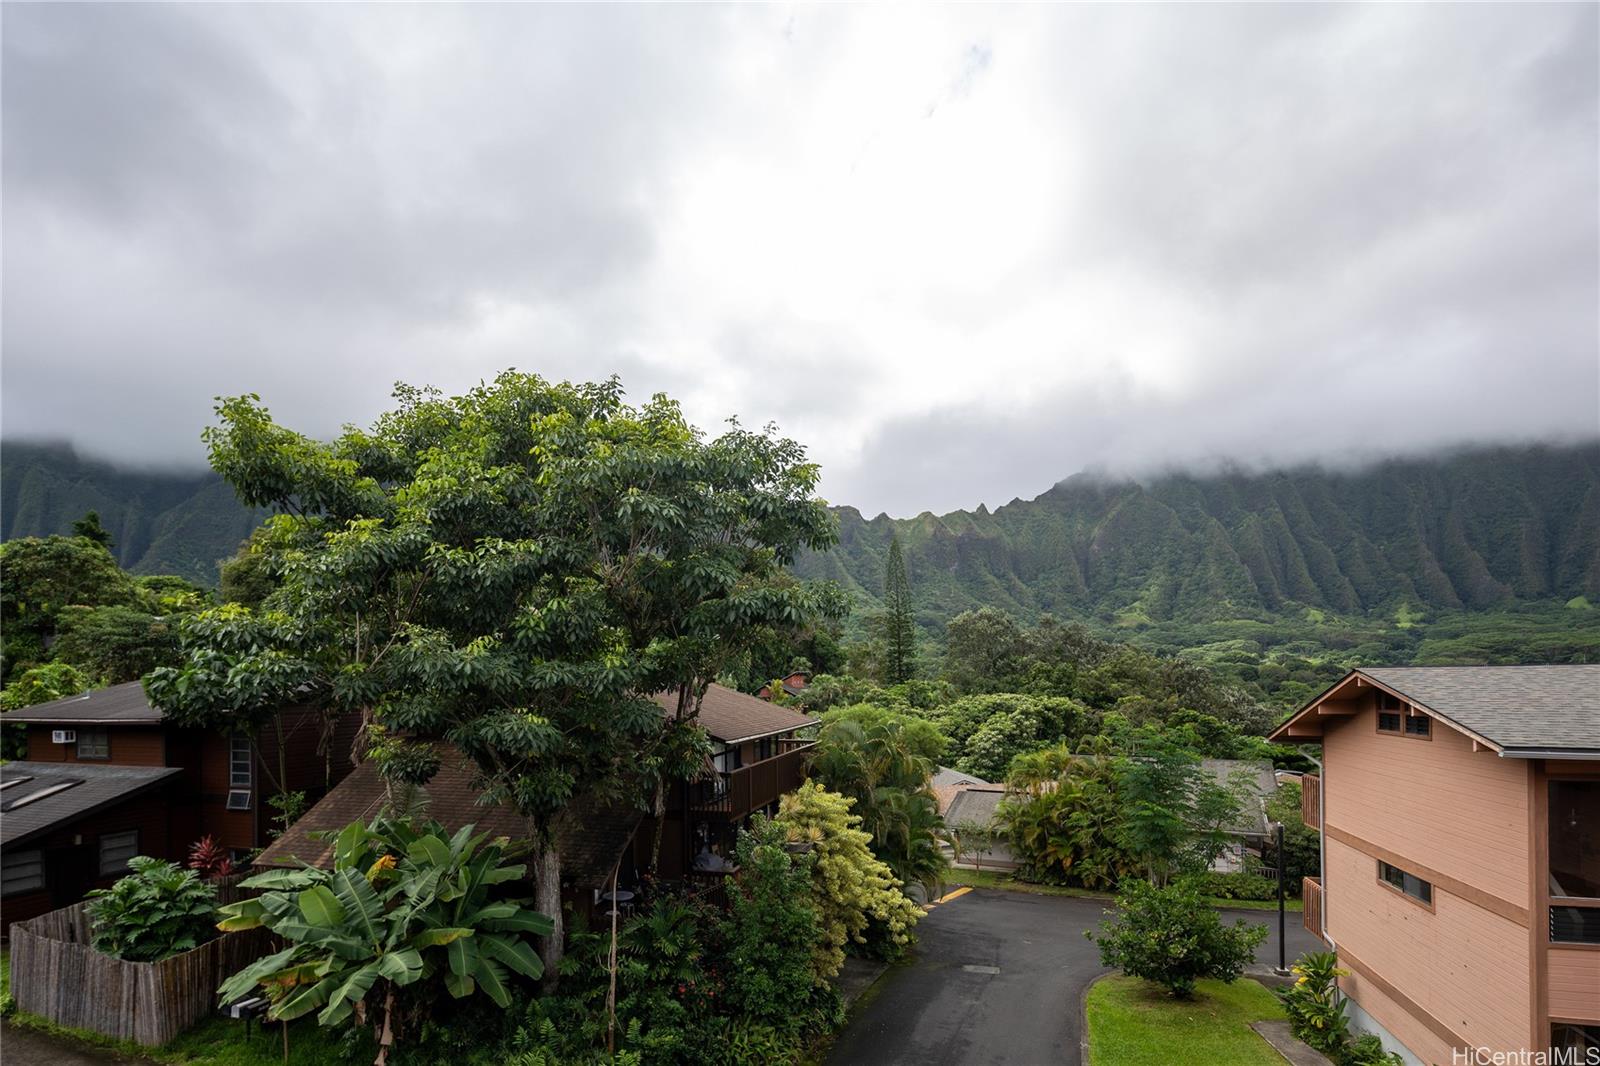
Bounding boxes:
[1273,821,1290,975]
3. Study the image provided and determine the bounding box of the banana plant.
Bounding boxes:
[216,817,554,1063]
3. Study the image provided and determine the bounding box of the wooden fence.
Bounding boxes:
[1302,876,1325,943]
[9,879,273,1046]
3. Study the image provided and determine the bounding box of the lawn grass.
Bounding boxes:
[944,868,1303,912]
[1085,975,1287,1066]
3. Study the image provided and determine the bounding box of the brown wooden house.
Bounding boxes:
[1,681,359,931]
[254,683,819,898]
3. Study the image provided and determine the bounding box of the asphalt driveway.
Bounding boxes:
[825,888,1319,1066]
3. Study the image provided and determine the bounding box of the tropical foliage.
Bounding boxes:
[148,374,843,979]
[1090,878,1267,998]
[774,783,922,978]
[216,818,553,1063]
[996,754,1135,890]
[87,857,220,962]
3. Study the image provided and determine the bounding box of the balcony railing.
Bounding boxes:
[690,741,815,816]
[1301,773,1321,830]
[1302,877,1324,942]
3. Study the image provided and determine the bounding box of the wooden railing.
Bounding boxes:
[690,741,814,816]
[1302,877,1324,942]
[1302,773,1321,830]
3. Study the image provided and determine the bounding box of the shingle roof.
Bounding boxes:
[654,684,816,743]
[931,767,993,790]
[1358,665,1600,753]
[944,786,1006,830]
[1199,759,1275,837]
[0,761,182,848]
[0,681,164,725]
[254,747,643,890]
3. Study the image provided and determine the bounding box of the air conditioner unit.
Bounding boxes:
[51,729,77,744]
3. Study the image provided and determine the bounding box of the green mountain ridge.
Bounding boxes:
[794,442,1600,630]
[1,441,262,586]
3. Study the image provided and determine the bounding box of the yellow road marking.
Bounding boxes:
[929,885,972,909]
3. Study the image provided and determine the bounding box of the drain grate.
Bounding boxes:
[961,964,1001,975]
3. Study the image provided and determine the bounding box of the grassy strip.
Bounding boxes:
[4,949,346,1066]
[1085,975,1286,1066]
[944,868,1304,912]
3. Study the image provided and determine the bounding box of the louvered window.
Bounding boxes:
[100,830,139,876]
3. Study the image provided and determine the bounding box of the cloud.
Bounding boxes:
[3,4,1595,513]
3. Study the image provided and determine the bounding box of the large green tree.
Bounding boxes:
[881,535,916,684]
[145,373,843,980]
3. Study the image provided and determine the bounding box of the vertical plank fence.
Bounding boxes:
[8,879,272,1046]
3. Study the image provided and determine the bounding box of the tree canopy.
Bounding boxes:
[145,373,845,975]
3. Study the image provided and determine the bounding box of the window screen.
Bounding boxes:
[1377,712,1401,733]
[100,830,139,876]
[1403,715,1430,738]
[229,736,252,788]
[2,850,44,896]
[76,730,110,759]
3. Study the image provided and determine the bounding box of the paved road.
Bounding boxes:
[826,889,1319,1066]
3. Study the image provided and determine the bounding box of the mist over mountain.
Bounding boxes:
[794,441,1600,629]
[1,441,261,586]
[4,438,1598,629]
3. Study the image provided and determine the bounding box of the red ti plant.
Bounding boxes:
[188,835,235,881]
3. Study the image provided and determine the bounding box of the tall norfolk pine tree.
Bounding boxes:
[882,534,916,684]
[145,373,844,981]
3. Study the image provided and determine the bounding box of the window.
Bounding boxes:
[1378,860,1433,906]
[756,736,775,761]
[1550,906,1600,944]
[1377,712,1401,733]
[100,830,139,876]
[1551,1023,1600,1055]
[75,730,110,759]
[1549,780,1600,899]
[229,736,253,788]
[2,850,44,896]
[1403,715,1431,738]
[226,789,252,811]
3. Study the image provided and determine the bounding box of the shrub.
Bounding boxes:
[1089,878,1267,998]
[774,782,922,978]
[1194,870,1278,901]
[1279,952,1402,1065]
[721,817,826,1021]
[217,817,553,1059]
[87,856,220,962]
[187,835,235,881]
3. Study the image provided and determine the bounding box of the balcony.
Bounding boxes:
[689,739,814,817]
[1301,773,1321,830]
[1302,877,1324,942]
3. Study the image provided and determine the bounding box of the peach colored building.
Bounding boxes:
[1272,666,1600,1065]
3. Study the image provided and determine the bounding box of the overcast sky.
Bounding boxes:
[4,4,1596,516]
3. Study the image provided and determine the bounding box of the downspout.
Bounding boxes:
[1307,752,1328,947]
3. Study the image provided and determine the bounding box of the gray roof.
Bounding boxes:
[944,786,1006,830]
[0,761,182,848]
[1359,665,1600,754]
[0,681,163,725]
[1200,759,1275,837]
[931,766,994,790]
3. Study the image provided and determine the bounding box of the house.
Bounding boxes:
[1270,665,1600,1064]
[941,784,1018,871]
[757,671,810,701]
[255,683,819,892]
[1198,758,1277,873]
[1,681,360,930]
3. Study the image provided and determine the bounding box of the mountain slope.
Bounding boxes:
[794,442,1600,627]
[1,441,261,585]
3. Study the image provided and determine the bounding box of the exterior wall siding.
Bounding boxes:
[1547,948,1600,1023]
[24,726,165,766]
[1323,703,1529,906]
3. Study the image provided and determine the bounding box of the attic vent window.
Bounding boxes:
[1404,715,1431,738]
[1377,712,1401,734]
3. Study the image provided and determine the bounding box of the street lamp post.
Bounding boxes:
[1272,820,1290,976]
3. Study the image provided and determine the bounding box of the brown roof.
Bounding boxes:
[255,747,643,890]
[656,683,815,743]
[1,681,164,725]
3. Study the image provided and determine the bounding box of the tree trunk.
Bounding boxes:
[647,779,666,874]
[535,845,564,991]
